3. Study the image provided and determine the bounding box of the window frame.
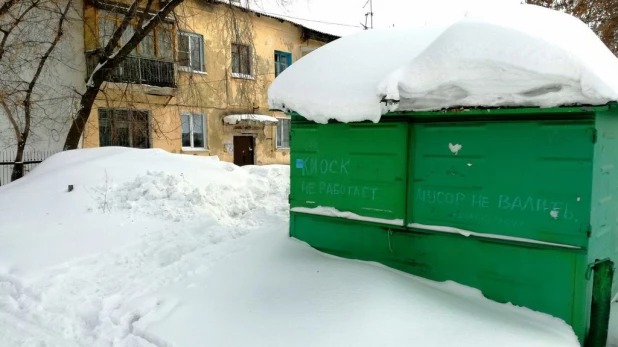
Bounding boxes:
[274,50,292,77]
[98,108,151,149]
[181,112,208,150]
[177,31,206,73]
[96,9,175,61]
[275,118,291,150]
[231,43,252,78]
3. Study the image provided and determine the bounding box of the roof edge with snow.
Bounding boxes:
[210,0,341,41]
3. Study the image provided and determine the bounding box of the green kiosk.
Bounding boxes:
[269,5,618,346]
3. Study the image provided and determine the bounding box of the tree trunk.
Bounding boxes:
[10,138,26,181]
[64,81,102,150]
[63,0,184,150]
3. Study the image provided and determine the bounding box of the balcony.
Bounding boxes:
[86,51,176,88]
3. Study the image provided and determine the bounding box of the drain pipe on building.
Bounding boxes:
[585,258,615,347]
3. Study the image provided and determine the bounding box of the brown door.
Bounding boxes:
[234,136,255,166]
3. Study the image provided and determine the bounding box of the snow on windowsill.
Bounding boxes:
[232,72,255,80]
[291,206,404,226]
[179,67,208,75]
[408,223,581,249]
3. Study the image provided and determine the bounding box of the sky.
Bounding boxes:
[252,0,524,36]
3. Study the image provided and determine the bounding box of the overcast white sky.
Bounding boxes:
[254,0,524,36]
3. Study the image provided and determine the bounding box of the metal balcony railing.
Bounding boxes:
[86,51,176,88]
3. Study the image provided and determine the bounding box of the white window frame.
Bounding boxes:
[275,118,290,149]
[181,112,208,150]
[178,31,206,74]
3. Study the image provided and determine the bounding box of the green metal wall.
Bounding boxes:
[288,104,618,345]
[290,122,408,223]
[290,213,589,341]
[590,109,618,299]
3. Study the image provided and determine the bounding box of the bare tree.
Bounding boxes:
[63,0,185,150]
[529,0,618,56]
[64,0,302,150]
[0,0,75,181]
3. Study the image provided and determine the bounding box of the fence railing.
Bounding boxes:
[85,51,176,88]
[0,150,59,186]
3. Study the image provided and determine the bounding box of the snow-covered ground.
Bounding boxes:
[0,148,614,346]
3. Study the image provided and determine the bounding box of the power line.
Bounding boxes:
[255,10,363,29]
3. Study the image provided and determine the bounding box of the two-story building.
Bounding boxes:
[79,0,340,165]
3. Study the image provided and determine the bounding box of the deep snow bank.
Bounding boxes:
[0,148,289,273]
[268,4,618,123]
[0,148,612,347]
[129,229,581,347]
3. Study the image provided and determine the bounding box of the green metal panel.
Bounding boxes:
[589,108,618,298]
[288,104,618,346]
[410,120,595,248]
[290,212,589,342]
[290,122,409,223]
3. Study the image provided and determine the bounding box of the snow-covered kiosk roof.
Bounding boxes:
[268,4,618,124]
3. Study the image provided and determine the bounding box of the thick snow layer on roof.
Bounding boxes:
[269,27,446,123]
[223,114,279,125]
[268,4,618,123]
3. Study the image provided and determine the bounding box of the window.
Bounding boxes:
[99,108,150,148]
[178,32,205,72]
[181,113,207,149]
[274,51,292,77]
[276,118,290,149]
[97,10,174,60]
[231,43,251,77]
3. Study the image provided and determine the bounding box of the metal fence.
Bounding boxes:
[85,51,176,88]
[0,150,59,186]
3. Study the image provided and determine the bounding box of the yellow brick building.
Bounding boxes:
[80,0,338,165]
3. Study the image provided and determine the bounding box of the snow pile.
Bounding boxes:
[124,229,581,347]
[269,4,618,123]
[94,167,288,227]
[95,171,205,221]
[0,147,288,273]
[379,5,618,112]
[0,148,613,347]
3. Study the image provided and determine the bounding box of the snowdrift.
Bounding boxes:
[268,4,618,124]
[0,148,612,346]
[0,148,289,273]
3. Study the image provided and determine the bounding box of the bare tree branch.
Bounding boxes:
[1,100,21,142]
[0,0,42,61]
[136,0,156,32]
[102,0,140,57]
[0,0,19,18]
[64,0,185,150]
[7,0,72,180]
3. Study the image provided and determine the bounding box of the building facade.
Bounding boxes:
[80,0,338,165]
